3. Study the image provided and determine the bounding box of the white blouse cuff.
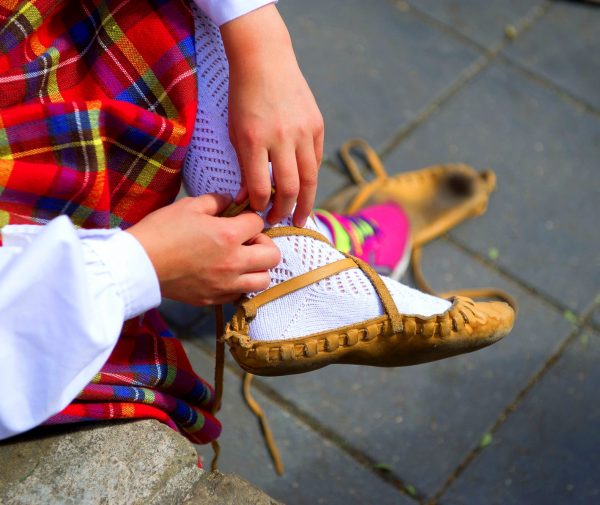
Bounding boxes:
[193,0,277,27]
[83,231,161,320]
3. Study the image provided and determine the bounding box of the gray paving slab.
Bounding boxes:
[408,0,543,49]
[182,343,412,505]
[278,0,480,159]
[442,328,600,505]
[385,61,600,312]
[504,0,600,110]
[250,240,572,496]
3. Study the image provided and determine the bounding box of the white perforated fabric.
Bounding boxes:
[184,6,451,341]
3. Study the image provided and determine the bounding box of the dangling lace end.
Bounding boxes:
[242,372,285,476]
[210,440,221,472]
[210,305,226,473]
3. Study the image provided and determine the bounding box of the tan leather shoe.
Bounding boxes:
[223,226,515,377]
[321,139,496,248]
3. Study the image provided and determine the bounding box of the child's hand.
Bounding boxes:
[127,194,280,305]
[221,4,324,227]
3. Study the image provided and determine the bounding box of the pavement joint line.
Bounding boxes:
[443,234,582,318]
[379,0,552,160]
[379,54,490,160]
[427,299,600,505]
[496,52,600,118]
[184,335,424,503]
[398,0,551,57]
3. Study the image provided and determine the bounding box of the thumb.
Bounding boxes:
[194,193,233,216]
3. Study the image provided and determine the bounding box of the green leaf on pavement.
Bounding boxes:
[406,485,417,497]
[479,433,493,448]
[488,247,499,261]
[504,24,518,40]
[374,463,392,472]
[563,310,578,325]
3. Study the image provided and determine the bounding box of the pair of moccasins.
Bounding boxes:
[220,139,516,377]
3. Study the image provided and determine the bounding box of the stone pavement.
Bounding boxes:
[162,1,600,503]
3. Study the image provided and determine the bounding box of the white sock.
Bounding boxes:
[184,7,451,341]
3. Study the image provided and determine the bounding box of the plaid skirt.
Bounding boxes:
[0,0,220,445]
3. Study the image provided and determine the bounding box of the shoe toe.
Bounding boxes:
[466,299,516,344]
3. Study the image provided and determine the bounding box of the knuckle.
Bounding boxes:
[240,125,263,146]
[296,124,309,138]
[315,122,325,136]
[299,172,317,186]
[312,115,324,134]
[279,183,299,198]
[252,185,272,200]
[218,228,238,246]
[273,123,286,141]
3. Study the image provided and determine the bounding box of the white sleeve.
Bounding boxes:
[193,0,277,26]
[0,215,161,440]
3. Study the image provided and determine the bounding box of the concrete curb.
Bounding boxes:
[0,420,280,505]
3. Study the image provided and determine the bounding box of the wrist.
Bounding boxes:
[220,4,292,65]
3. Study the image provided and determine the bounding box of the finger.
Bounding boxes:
[246,232,276,247]
[239,146,271,212]
[225,212,266,243]
[192,193,233,216]
[313,120,324,168]
[239,242,281,273]
[235,180,249,204]
[292,143,318,227]
[233,272,272,293]
[267,144,299,224]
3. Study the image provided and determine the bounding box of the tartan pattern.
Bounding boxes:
[0,0,197,229]
[0,0,221,444]
[46,311,221,445]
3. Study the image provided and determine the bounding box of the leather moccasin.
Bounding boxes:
[321,138,496,248]
[222,226,515,377]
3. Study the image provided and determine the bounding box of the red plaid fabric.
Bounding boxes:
[0,0,221,445]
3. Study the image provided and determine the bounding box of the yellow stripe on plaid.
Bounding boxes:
[0,138,104,160]
[164,343,178,388]
[143,390,156,404]
[0,0,42,38]
[98,3,178,119]
[0,135,179,176]
[69,203,96,228]
[46,47,64,102]
[0,210,10,229]
[0,116,14,192]
[132,120,186,188]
